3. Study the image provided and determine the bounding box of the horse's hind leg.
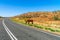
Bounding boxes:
[32,22,33,24]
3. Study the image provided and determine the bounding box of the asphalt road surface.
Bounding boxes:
[0,18,60,40]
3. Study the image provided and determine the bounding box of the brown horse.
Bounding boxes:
[26,19,33,24]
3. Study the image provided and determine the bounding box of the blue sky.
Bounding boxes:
[0,0,60,17]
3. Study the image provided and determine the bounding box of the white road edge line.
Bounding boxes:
[2,20,18,40]
[40,29,60,37]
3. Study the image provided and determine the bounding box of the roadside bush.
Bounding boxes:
[38,26,43,29]
[34,24,43,29]
[48,28,55,32]
[33,24,38,27]
[45,28,49,30]
[45,28,55,32]
[28,24,33,26]
[56,30,60,32]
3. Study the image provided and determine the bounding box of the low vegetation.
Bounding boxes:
[11,18,60,33]
[53,16,60,20]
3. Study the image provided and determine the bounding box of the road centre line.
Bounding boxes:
[2,20,18,40]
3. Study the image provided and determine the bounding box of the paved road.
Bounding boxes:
[0,18,60,40]
[0,19,11,40]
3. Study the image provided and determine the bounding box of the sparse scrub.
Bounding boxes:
[53,16,60,20]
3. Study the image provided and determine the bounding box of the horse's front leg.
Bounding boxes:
[25,21,27,24]
[32,22,33,24]
[28,22,30,24]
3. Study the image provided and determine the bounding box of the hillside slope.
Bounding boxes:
[14,11,60,21]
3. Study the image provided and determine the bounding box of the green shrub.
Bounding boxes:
[45,28,49,30]
[34,25,43,29]
[48,28,55,32]
[45,28,56,32]
[34,24,38,27]
[56,30,60,32]
[28,24,33,26]
[38,26,43,29]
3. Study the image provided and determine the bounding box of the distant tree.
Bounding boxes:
[0,16,2,18]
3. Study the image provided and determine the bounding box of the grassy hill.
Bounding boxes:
[14,11,60,21]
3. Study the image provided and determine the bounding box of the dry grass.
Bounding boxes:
[11,18,60,32]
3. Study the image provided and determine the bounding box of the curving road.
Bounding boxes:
[0,18,60,40]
